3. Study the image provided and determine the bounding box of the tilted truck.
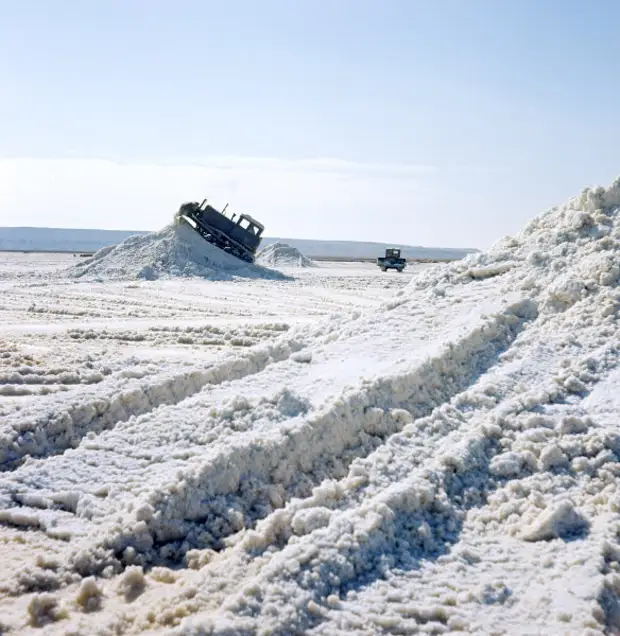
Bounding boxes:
[377,248,407,272]
[177,199,265,263]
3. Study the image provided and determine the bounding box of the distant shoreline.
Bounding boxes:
[0,227,477,261]
[0,249,460,263]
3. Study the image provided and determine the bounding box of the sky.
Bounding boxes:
[1,0,620,249]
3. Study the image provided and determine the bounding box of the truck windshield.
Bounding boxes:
[238,218,259,234]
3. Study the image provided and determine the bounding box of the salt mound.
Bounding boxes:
[70,220,285,281]
[408,175,620,312]
[256,242,315,268]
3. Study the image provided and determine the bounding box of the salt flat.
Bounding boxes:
[1,179,620,636]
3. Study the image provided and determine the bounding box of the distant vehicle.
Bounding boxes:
[377,248,407,272]
[177,199,264,263]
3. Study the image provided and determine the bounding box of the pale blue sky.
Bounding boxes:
[1,0,619,248]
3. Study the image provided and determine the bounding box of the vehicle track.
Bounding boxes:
[0,330,310,470]
[143,322,620,635]
[1,295,618,634]
[113,298,534,562]
[0,296,536,586]
[223,365,620,635]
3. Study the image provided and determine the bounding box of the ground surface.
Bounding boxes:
[1,182,620,636]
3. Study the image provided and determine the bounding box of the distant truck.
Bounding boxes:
[377,248,407,272]
[177,199,264,263]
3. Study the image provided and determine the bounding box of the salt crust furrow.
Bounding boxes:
[188,337,619,635]
[1,176,620,634]
[86,297,534,570]
[0,296,532,573]
[91,328,620,635]
[0,331,310,469]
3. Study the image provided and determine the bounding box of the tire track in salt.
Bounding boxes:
[164,327,620,636]
[0,331,309,470]
[17,296,535,579]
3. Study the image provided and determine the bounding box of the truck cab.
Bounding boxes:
[236,214,264,237]
[377,247,407,272]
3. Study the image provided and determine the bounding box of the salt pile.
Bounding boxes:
[256,241,315,268]
[70,219,284,281]
[409,176,620,301]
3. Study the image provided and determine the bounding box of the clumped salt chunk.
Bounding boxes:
[538,444,568,471]
[545,277,585,310]
[149,566,179,583]
[117,565,146,601]
[185,549,217,570]
[306,599,325,616]
[135,502,155,522]
[557,416,590,435]
[27,593,67,627]
[326,594,341,608]
[571,456,592,473]
[564,375,588,394]
[291,507,332,535]
[291,350,313,364]
[490,452,525,477]
[521,501,588,542]
[447,615,470,631]
[75,577,103,612]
